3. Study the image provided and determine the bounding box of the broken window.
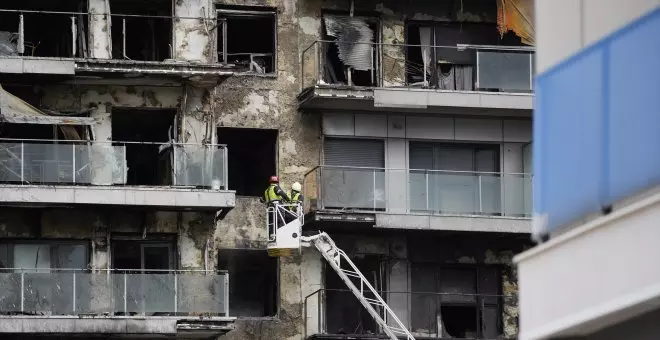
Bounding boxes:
[0,242,88,270]
[321,14,380,87]
[110,0,172,61]
[216,127,277,197]
[217,6,276,73]
[217,248,278,317]
[112,239,175,271]
[410,264,502,338]
[111,108,176,186]
[0,0,88,58]
[405,20,530,91]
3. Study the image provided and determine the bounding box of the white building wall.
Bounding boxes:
[535,0,660,74]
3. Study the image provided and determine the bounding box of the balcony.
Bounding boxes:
[299,41,534,116]
[0,140,235,212]
[304,289,517,340]
[0,8,233,82]
[0,269,233,337]
[303,166,531,233]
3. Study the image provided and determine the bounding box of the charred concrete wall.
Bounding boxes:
[0,208,212,271]
[304,231,530,339]
[298,0,498,86]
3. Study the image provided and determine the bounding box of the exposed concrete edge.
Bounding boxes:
[375,213,531,233]
[0,316,235,335]
[374,87,534,110]
[0,57,75,75]
[0,184,236,210]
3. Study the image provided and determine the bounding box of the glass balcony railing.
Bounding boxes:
[0,139,228,189]
[303,166,532,217]
[300,40,535,93]
[0,269,228,316]
[0,8,174,61]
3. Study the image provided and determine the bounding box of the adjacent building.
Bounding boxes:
[515,1,660,340]
[0,0,536,339]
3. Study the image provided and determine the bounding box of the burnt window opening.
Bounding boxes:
[217,248,278,317]
[111,238,176,317]
[410,265,502,338]
[111,108,175,186]
[0,242,88,270]
[216,127,277,197]
[321,14,380,87]
[112,239,175,272]
[217,7,276,74]
[405,21,530,91]
[0,0,88,58]
[0,122,91,184]
[110,0,172,61]
[0,123,84,140]
[325,254,385,334]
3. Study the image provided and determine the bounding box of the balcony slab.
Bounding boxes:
[0,316,234,337]
[304,209,531,233]
[298,85,533,117]
[375,213,531,233]
[0,184,235,211]
[0,56,75,75]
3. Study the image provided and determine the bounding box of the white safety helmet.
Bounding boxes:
[292,182,302,192]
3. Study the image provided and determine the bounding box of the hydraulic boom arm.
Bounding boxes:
[267,203,415,340]
[301,232,416,340]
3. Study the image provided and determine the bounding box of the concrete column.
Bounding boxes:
[502,143,525,216]
[178,87,212,186]
[386,138,408,213]
[89,105,121,185]
[88,0,112,59]
[173,0,213,62]
[387,236,410,329]
[301,248,324,335]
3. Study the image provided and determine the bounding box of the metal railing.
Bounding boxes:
[304,289,517,339]
[301,40,535,93]
[0,8,209,60]
[303,166,532,217]
[0,139,228,189]
[0,268,229,317]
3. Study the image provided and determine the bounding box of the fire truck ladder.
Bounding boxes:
[301,232,416,340]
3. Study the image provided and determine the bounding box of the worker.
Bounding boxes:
[261,176,289,230]
[289,181,304,211]
[285,181,304,221]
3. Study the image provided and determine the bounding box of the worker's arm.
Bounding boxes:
[298,193,305,204]
[276,185,290,202]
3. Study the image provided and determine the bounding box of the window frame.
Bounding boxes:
[409,262,504,338]
[216,6,278,74]
[0,240,90,271]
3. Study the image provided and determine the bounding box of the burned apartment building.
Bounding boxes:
[0,0,534,340]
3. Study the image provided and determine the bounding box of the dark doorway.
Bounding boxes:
[111,109,175,186]
[325,254,384,335]
[216,127,277,196]
[217,248,278,317]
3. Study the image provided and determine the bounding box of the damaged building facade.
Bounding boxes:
[0,0,534,339]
